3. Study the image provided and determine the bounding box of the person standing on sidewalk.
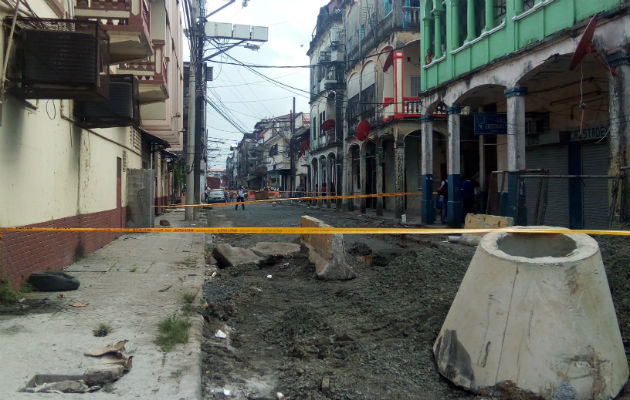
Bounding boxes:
[235,186,245,210]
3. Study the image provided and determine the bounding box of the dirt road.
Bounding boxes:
[201,202,630,400]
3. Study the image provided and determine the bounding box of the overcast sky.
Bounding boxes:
[201,0,329,168]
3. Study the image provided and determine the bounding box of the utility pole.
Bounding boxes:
[290,97,295,195]
[185,0,200,221]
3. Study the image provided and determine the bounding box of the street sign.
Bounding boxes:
[474,113,507,135]
[205,22,268,42]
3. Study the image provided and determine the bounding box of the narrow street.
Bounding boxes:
[201,202,630,400]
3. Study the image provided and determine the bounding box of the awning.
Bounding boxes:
[356,120,370,141]
[321,119,335,131]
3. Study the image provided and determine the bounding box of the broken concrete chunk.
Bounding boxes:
[321,376,330,393]
[84,340,128,357]
[83,365,124,386]
[159,219,171,226]
[212,244,263,268]
[300,216,356,280]
[251,242,301,258]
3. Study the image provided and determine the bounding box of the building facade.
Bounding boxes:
[0,0,184,288]
[419,0,630,227]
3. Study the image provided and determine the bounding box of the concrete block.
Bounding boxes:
[251,242,301,258]
[460,213,514,245]
[213,243,263,268]
[300,216,355,280]
[434,228,629,399]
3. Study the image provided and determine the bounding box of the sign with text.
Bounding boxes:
[474,113,507,135]
[570,125,609,142]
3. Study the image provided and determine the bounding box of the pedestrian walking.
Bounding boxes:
[235,186,245,210]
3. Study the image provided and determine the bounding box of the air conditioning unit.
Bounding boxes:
[330,27,341,45]
[74,75,139,128]
[320,78,337,92]
[318,51,331,63]
[331,49,344,62]
[8,18,110,100]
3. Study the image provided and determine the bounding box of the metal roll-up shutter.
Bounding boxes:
[525,145,569,227]
[581,142,610,229]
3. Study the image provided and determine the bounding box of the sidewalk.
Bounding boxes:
[0,209,207,399]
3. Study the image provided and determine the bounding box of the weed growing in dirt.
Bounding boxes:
[19,283,33,293]
[182,292,197,304]
[156,315,191,352]
[93,323,113,337]
[0,276,20,304]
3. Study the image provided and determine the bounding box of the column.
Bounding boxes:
[376,141,384,216]
[360,146,367,213]
[327,159,332,208]
[423,7,433,63]
[505,86,528,224]
[466,0,476,42]
[514,0,523,14]
[344,153,353,211]
[447,106,463,226]
[607,51,630,223]
[451,0,460,49]
[484,0,494,32]
[478,134,487,213]
[394,137,406,219]
[336,155,343,210]
[433,1,443,58]
[421,115,435,224]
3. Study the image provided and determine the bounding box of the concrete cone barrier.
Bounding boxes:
[434,228,628,399]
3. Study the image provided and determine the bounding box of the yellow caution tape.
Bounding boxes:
[0,226,628,236]
[157,192,422,209]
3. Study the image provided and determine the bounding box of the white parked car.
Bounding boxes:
[206,189,225,203]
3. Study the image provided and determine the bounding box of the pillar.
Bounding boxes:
[336,154,343,210]
[360,146,367,213]
[421,115,435,224]
[607,51,630,223]
[514,0,523,15]
[466,0,476,42]
[479,134,487,213]
[344,152,353,211]
[394,137,406,219]
[447,106,463,226]
[327,158,332,208]
[451,0,460,48]
[376,142,384,216]
[433,2,443,58]
[505,87,528,224]
[484,0,494,32]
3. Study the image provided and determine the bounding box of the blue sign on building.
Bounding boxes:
[474,113,507,135]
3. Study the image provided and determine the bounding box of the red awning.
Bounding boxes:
[356,120,370,141]
[382,46,394,72]
[321,119,335,131]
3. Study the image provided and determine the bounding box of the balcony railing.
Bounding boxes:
[402,6,420,29]
[118,40,168,103]
[75,0,152,62]
[378,96,422,121]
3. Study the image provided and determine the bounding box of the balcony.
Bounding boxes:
[75,0,152,63]
[118,40,168,103]
[402,5,420,30]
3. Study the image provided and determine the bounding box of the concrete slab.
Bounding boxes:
[434,228,629,399]
[458,213,514,246]
[0,210,207,400]
[213,243,263,268]
[250,242,301,258]
[300,216,356,280]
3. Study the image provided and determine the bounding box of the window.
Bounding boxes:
[494,0,506,24]
[383,0,393,16]
[523,0,536,11]
[410,76,421,97]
